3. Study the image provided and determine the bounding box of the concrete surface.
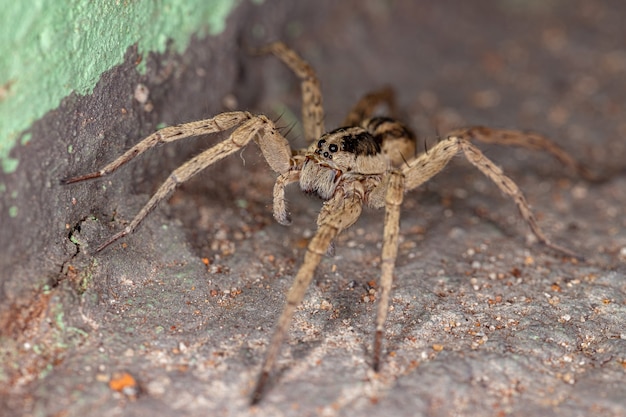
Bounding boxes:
[1,1,625,416]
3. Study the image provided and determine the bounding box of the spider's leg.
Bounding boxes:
[447,126,599,181]
[373,170,404,371]
[257,42,325,142]
[344,86,397,126]
[457,139,581,259]
[402,136,459,191]
[94,116,293,252]
[251,187,364,405]
[402,136,581,259]
[62,112,253,184]
[273,170,300,225]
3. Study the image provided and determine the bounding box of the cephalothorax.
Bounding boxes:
[63,42,592,404]
[299,121,405,202]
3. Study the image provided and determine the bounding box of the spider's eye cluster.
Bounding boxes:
[316,139,339,159]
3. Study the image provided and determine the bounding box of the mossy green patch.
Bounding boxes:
[0,0,242,173]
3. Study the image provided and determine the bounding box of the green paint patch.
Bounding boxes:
[38,363,54,380]
[69,234,80,245]
[20,132,32,145]
[54,311,66,332]
[2,158,18,174]
[0,0,242,173]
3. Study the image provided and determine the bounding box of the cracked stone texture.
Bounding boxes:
[2,1,626,416]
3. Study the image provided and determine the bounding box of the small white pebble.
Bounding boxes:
[214,229,228,240]
[571,184,588,199]
[134,83,150,104]
[145,376,172,397]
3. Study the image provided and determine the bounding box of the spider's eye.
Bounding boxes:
[317,139,326,148]
[329,144,338,153]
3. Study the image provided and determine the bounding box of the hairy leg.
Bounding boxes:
[447,126,598,181]
[402,135,580,259]
[251,187,364,404]
[258,42,325,142]
[74,115,292,252]
[373,170,404,371]
[344,89,417,167]
[62,112,254,184]
[344,86,397,127]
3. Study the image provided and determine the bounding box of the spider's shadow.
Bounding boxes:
[260,263,440,396]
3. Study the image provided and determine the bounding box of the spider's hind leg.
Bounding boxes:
[447,126,599,181]
[457,139,582,259]
[402,135,581,259]
[344,86,397,127]
[343,87,417,167]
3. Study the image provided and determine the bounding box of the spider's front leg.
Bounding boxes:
[62,112,253,184]
[251,186,364,404]
[371,170,405,371]
[64,113,294,252]
[257,42,325,142]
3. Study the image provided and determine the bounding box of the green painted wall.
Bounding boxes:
[0,0,241,174]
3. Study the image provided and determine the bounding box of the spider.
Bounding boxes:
[63,42,591,404]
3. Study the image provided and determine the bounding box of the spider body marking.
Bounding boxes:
[63,42,593,405]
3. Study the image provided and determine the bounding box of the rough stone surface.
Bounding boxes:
[2,1,625,416]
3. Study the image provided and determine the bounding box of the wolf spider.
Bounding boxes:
[63,42,591,404]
